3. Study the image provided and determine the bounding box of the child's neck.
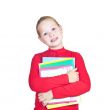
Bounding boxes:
[49,44,63,50]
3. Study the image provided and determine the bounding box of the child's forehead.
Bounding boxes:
[40,18,57,26]
[38,19,58,31]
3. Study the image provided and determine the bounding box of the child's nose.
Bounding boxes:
[49,32,54,37]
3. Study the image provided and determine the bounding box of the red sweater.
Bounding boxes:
[29,47,91,110]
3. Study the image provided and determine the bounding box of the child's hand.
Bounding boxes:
[67,68,79,83]
[38,90,53,106]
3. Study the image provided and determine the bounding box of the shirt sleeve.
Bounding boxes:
[52,53,91,98]
[28,54,69,92]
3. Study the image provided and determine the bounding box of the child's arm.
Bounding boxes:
[29,54,69,92]
[51,53,91,98]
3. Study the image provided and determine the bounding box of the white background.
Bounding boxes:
[0,0,106,110]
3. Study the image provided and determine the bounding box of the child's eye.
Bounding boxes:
[44,32,48,36]
[52,28,56,31]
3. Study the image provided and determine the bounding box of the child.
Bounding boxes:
[29,16,91,110]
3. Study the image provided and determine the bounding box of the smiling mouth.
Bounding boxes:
[51,37,58,42]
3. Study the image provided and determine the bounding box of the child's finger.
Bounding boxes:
[38,93,43,97]
[77,76,79,81]
[76,72,79,74]
[71,68,77,72]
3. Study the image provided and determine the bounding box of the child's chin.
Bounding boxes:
[51,43,60,47]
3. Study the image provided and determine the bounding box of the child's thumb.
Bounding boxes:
[71,68,77,72]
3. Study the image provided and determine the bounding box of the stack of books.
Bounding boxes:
[39,57,80,109]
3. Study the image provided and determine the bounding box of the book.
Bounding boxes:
[39,57,80,109]
[39,58,75,77]
[46,101,79,109]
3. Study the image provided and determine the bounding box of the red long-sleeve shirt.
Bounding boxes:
[29,47,91,110]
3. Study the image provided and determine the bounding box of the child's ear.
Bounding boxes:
[38,36,41,41]
[59,25,63,33]
[59,24,62,29]
[38,36,44,43]
[38,35,40,39]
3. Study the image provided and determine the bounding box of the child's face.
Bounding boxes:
[37,19,63,49]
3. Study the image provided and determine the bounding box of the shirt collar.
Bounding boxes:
[48,47,66,53]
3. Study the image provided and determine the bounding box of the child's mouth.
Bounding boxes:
[51,37,58,42]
